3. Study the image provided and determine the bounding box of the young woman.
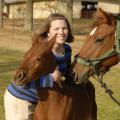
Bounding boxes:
[4,13,74,120]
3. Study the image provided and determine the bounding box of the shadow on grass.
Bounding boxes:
[0,61,21,73]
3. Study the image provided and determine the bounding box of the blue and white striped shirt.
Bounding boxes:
[7,43,72,103]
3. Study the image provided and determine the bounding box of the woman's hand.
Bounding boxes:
[52,67,62,82]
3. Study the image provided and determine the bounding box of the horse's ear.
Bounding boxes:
[45,34,57,52]
[95,8,111,25]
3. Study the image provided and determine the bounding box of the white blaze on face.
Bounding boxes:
[89,27,97,36]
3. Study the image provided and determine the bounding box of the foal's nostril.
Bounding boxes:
[16,71,24,81]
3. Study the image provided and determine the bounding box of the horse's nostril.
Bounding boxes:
[16,71,24,81]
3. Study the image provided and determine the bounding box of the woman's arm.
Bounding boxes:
[39,67,62,88]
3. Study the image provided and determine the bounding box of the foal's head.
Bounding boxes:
[13,34,57,86]
[73,8,119,83]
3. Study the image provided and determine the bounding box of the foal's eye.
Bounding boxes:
[36,56,45,62]
[36,57,42,61]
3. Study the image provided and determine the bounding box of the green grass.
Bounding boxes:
[0,47,23,63]
[0,48,24,120]
[91,66,120,120]
[0,47,120,120]
[73,18,95,25]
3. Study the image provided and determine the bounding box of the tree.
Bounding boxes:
[0,0,4,28]
[6,4,10,18]
[66,0,73,29]
[24,0,33,31]
[55,0,73,29]
[119,0,120,13]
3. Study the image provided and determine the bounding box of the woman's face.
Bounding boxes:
[48,19,68,45]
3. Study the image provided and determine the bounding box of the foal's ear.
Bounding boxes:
[45,34,57,51]
[95,8,111,25]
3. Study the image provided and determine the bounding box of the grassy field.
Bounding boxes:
[0,19,120,120]
[0,47,23,120]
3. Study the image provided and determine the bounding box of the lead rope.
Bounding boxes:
[90,64,120,106]
[115,17,120,61]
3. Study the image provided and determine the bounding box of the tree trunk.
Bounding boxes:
[66,0,73,29]
[0,0,3,28]
[119,2,120,13]
[6,4,10,18]
[24,0,33,31]
[56,1,66,14]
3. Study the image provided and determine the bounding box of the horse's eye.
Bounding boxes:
[95,38,104,44]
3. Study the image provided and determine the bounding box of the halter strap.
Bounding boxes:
[77,48,116,67]
[115,18,120,54]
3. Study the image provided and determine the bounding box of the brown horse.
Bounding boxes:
[13,8,120,120]
[72,8,119,84]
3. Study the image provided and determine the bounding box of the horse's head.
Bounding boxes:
[73,8,119,84]
[13,34,57,86]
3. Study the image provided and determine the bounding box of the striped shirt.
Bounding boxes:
[7,43,72,103]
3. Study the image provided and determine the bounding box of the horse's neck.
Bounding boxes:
[36,87,73,116]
